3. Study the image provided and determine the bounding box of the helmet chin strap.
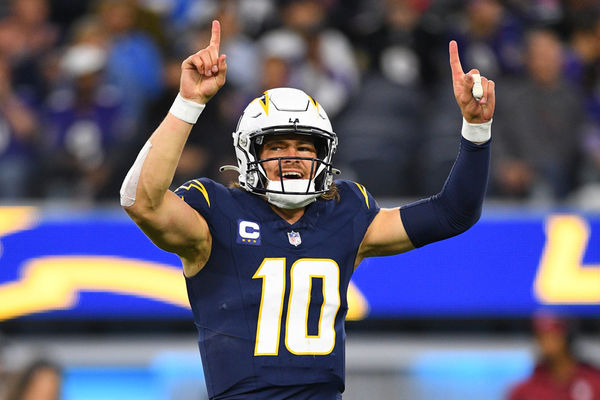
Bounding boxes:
[265,179,320,209]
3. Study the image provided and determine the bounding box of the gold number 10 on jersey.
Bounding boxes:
[253,258,341,356]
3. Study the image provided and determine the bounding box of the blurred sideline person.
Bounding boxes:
[41,43,126,200]
[508,314,600,400]
[121,20,495,399]
[0,55,38,199]
[3,359,61,400]
[492,28,584,200]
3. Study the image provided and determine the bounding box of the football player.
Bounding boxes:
[121,20,495,400]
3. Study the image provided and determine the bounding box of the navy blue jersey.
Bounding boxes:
[174,179,379,399]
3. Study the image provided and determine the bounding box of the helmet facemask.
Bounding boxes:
[223,88,339,209]
[246,127,336,209]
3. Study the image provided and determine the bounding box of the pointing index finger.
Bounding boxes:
[210,20,221,53]
[449,40,464,81]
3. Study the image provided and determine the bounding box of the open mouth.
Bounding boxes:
[280,171,303,180]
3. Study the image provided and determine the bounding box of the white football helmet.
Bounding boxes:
[222,88,338,209]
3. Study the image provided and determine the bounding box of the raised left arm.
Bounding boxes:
[356,41,495,266]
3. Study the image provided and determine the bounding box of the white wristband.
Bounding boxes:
[169,93,205,124]
[461,117,492,143]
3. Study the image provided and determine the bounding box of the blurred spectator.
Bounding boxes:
[96,0,163,130]
[213,1,261,96]
[236,0,276,35]
[359,0,443,91]
[40,43,126,200]
[507,313,600,400]
[0,0,59,104]
[335,73,425,197]
[417,78,464,195]
[127,0,170,51]
[0,56,39,199]
[448,0,524,79]
[492,28,585,201]
[259,0,360,117]
[67,14,110,49]
[564,10,600,205]
[154,0,217,36]
[333,0,440,197]
[261,52,291,91]
[0,0,58,62]
[3,359,62,400]
[506,0,563,28]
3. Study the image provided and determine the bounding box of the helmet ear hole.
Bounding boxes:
[314,137,328,160]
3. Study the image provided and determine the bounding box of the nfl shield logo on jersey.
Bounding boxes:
[287,231,301,247]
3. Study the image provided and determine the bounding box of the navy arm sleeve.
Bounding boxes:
[400,137,490,248]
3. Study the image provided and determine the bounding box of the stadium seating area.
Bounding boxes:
[0,0,597,205]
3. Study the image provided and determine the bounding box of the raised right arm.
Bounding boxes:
[121,20,227,277]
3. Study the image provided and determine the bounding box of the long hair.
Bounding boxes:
[320,181,340,202]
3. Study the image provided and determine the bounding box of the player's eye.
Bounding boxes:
[298,146,316,153]
[266,144,283,151]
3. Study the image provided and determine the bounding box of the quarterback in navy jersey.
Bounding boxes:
[121,20,495,400]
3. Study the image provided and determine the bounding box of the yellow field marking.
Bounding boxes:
[0,256,189,320]
[534,215,600,303]
[347,281,369,320]
[0,207,38,238]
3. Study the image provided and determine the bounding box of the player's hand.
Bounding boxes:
[180,20,227,105]
[449,40,495,123]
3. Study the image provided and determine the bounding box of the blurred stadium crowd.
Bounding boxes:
[0,0,598,204]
